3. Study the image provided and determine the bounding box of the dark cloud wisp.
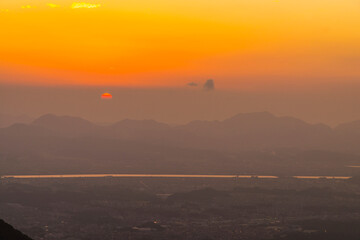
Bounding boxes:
[203,79,215,91]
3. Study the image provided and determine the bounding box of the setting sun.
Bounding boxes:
[101,92,112,99]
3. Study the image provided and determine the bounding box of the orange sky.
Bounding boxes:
[0,0,359,88]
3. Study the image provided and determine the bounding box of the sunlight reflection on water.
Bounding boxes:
[0,174,352,180]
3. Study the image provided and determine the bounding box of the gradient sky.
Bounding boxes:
[1,0,359,88]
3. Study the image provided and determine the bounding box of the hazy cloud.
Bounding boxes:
[47,3,60,8]
[187,82,198,87]
[21,5,35,9]
[203,79,215,91]
[71,2,101,9]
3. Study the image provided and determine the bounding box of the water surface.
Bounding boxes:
[0,174,352,180]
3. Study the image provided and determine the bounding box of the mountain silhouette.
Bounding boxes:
[0,114,33,128]
[31,114,101,137]
[110,119,170,140]
[172,112,333,151]
[0,112,357,152]
[1,112,360,175]
[335,120,360,135]
[0,123,53,137]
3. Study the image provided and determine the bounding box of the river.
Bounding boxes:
[0,174,353,180]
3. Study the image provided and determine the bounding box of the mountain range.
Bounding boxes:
[1,112,360,175]
[1,112,359,152]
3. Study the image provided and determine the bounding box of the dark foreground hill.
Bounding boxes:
[0,219,33,240]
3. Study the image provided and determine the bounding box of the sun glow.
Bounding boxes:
[0,0,359,88]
